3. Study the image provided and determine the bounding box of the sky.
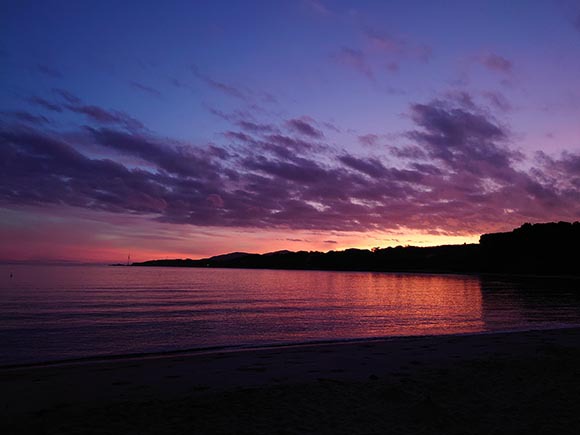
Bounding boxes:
[1,0,579,263]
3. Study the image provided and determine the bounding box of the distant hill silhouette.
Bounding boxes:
[132,222,580,276]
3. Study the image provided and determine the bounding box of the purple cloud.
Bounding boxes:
[68,104,144,130]
[29,91,144,130]
[333,30,432,84]
[335,47,373,79]
[0,126,169,214]
[358,134,379,146]
[481,53,513,74]
[286,117,324,139]
[2,93,579,236]
[339,154,388,178]
[53,89,81,104]
[206,193,225,208]
[535,151,580,191]
[445,90,476,110]
[34,64,62,79]
[3,111,50,125]
[408,99,517,178]
[386,62,399,73]
[389,145,427,160]
[217,110,325,144]
[28,96,62,112]
[304,0,332,16]
[191,65,248,100]
[244,155,328,183]
[168,77,194,90]
[236,120,277,134]
[89,128,223,179]
[262,134,321,154]
[574,13,580,32]
[366,31,402,53]
[365,29,432,62]
[482,91,512,112]
[224,131,256,143]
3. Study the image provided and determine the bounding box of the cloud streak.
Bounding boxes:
[29,91,145,130]
[286,117,324,139]
[191,65,249,100]
[129,81,162,98]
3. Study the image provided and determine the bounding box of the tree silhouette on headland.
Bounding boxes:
[480,221,579,275]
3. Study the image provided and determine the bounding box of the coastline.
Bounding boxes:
[128,263,580,281]
[2,323,579,370]
[3,326,580,434]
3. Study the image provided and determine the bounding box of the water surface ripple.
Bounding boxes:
[1,265,579,365]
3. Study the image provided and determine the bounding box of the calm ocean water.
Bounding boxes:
[1,265,579,366]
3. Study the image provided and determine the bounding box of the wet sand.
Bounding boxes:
[2,327,580,434]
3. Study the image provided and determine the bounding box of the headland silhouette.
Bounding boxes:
[132,221,580,276]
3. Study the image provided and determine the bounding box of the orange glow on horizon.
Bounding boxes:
[0,205,481,264]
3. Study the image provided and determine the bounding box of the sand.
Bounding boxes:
[2,327,580,434]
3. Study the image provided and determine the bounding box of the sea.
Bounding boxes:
[1,264,579,366]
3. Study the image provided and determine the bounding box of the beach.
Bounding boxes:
[3,327,580,434]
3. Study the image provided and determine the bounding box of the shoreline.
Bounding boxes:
[6,261,580,280]
[2,323,580,371]
[3,326,580,434]
[128,263,580,280]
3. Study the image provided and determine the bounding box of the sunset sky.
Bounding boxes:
[1,0,579,263]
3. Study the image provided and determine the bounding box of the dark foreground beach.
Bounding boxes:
[3,327,580,434]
